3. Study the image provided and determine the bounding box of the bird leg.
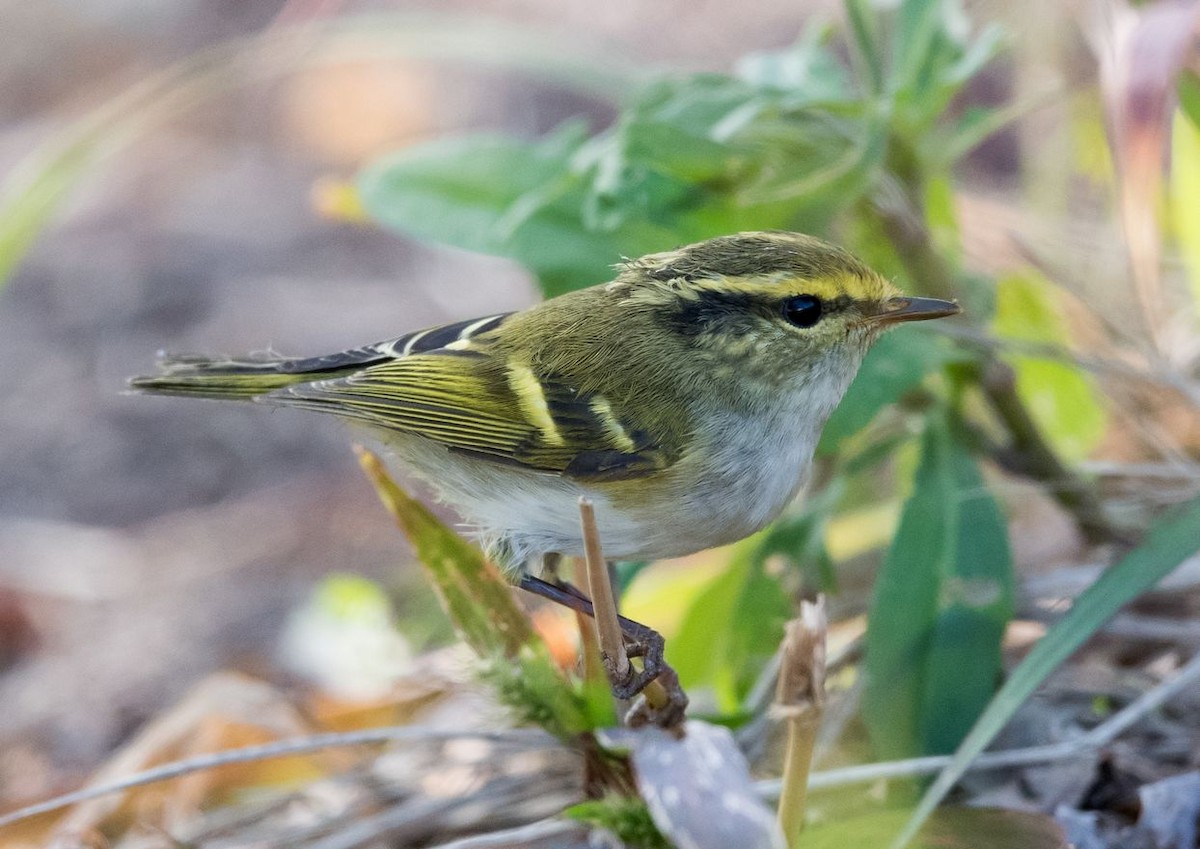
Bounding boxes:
[518,574,674,702]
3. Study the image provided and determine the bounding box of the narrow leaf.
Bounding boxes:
[893,496,1200,849]
[355,447,534,657]
[862,414,1013,760]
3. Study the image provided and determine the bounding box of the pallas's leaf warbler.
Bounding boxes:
[132,231,958,573]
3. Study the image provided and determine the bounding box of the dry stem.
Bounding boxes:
[774,598,828,848]
[576,497,674,715]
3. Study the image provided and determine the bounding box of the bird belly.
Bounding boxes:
[372,400,820,573]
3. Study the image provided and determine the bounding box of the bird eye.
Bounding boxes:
[782,294,823,328]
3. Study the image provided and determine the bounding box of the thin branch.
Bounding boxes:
[579,498,631,687]
[870,184,1124,545]
[774,599,828,848]
[758,647,1200,798]
[426,818,586,849]
[0,727,552,830]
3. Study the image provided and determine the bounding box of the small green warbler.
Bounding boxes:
[132,231,958,573]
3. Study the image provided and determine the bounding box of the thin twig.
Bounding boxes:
[870,180,1124,545]
[426,818,587,849]
[758,648,1200,798]
[578,497,631,687]
[0,727,551,830]
[774,599,828,848]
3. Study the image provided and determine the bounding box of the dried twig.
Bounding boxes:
[578,498,631,688]
[774,599,828,848]
[576,497,683,726]
[0,727,551,830]
[759,647,1200,797]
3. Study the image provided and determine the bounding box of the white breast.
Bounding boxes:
[380,349,860,573]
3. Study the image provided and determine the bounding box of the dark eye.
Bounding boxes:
[782,294,823,328]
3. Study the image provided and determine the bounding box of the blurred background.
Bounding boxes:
[2,0,1198,833]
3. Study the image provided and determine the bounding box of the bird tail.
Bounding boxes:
[128,349,377,400]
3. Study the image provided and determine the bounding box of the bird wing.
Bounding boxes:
[267,318,673,483]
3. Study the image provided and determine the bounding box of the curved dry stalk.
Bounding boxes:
[0,727,551,830]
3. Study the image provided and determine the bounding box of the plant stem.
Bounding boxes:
[774,599,827,848]
[872,187,1122,545]
[577,498,673,716]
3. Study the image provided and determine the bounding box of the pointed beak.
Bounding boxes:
[867,296,961,326]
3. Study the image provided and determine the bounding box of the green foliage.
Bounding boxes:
[357,448,606,738]
[993,273,1107,461]
[670,541,793,711]
[862,413,1013,760]
[477,648,597,739]
[359,3,1005,302]
[566,795,672,849]
[897,494,1200,847]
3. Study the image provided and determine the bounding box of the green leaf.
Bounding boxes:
[1170,96,1200,308]
[843,0,885,95]
[567,796,671,849]
[671,544,792,712]
[803,806,1067,849]
[893,495,1200,849]
[736,23,853,102]
[862,414,1013,760]
[993,273,1107,461]
[818,328,955,454]
[356,448,596,737]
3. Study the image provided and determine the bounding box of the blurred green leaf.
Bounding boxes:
[357,447,534,656]
[1170,89,1200,308]
[736,22,852,102]
[567,796,671,849]
[803,806,1067,849]
[862,414,1013,760]
[818,328,956,454]
[895,494,1200,848]
[671,544,792,712]
[993,273,1107,461]
[356,447,598,736]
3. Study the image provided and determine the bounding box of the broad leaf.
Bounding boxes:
[599,723,785,849]
[862,414,1013,759]
[671,544,792,712]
